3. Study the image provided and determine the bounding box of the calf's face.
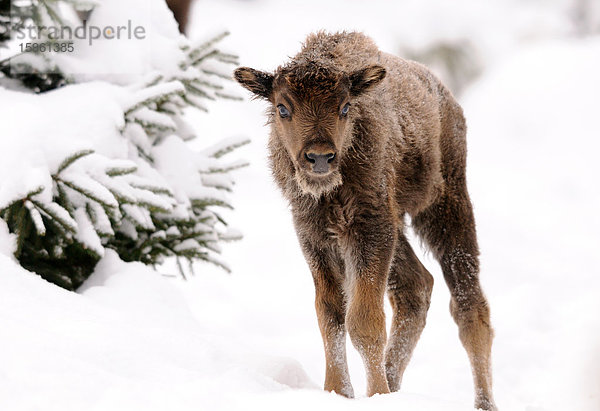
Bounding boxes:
[234,64,385,196]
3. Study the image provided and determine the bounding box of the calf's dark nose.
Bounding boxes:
[305,151,335,174]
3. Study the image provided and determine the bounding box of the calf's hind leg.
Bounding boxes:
[385,234,434,392]
[412,186,497,411]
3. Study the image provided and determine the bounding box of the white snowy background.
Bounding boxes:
[1,0,599,410]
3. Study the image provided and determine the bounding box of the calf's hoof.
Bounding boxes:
[475,397,498,411]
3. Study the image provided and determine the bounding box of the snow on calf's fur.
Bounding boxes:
[235,31,496,409]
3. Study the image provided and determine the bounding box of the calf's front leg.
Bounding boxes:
[343,217,396,396]
[300,238,354,397]
[314,270,353,397]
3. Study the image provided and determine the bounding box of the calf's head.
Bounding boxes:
[234,62,386,197]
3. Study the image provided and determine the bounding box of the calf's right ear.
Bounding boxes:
[234,67,274,100]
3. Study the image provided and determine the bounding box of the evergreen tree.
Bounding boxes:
[0,0,247,290]
[0,0,73,91]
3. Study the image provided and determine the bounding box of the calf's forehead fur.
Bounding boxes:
[273,62,348,105]
[234,31,387,105]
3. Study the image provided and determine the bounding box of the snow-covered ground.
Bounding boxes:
[1,1,599,410]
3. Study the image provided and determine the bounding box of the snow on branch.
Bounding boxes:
[0,1,248,289]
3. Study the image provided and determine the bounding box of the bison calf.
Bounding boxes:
[234,31,496,410]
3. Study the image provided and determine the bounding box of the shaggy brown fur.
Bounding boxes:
[234,31,496,410]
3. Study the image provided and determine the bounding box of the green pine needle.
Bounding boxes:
[56,149,94,174]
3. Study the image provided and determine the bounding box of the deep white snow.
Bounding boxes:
[1,0,599,410]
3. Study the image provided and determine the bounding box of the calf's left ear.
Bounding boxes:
[234,67,274,100]
[349,65,386,96]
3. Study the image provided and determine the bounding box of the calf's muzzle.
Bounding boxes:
[304,150,336,174]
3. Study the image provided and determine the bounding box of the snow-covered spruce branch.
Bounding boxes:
[0,1,248,289]
[113,32,249,275]
[0,0,81,92]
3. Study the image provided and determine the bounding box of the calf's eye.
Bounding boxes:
[341,103,350,116]
[277,104,290,118]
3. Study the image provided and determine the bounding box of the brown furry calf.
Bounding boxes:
[234,31,496,410]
